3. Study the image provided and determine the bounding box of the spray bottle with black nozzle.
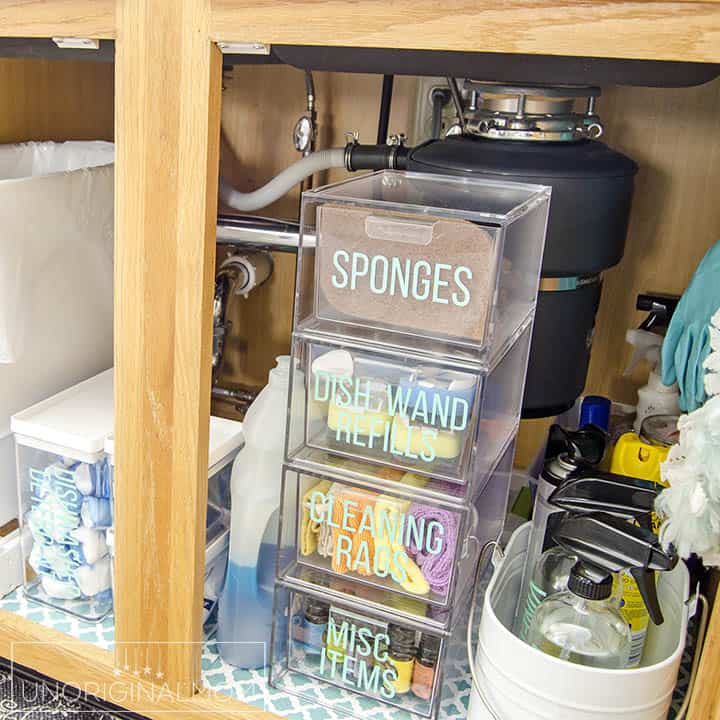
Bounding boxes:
[623,293,681,434]
[549,471,658,533]
[515,456,659,641]
[521,422,609,521]
[544,423,609,466]
[527,421,608,480]
[553,512,678,624]
[527,433,617,585]
[527,512,678,669]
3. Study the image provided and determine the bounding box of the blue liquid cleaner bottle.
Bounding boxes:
[217,356,303,669]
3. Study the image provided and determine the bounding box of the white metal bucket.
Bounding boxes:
[469,523,690,720]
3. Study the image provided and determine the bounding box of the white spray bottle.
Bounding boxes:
[624,329,680,432]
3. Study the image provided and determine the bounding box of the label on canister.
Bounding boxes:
[520,580,547,641]
[610,432,669,533]
[615,572,652,668]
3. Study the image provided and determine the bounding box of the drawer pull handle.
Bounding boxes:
[365,215,434,246]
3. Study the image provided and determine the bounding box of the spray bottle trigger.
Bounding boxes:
[630,566,663,625]
[549,471,659,519]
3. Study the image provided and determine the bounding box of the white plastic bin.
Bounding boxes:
[0,141,114,527]
[105,415,243,624]
[468,523,690,720]
[12,369,115,621]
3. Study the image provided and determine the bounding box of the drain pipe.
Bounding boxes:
[219,141,408,213]
[376,74,394,144]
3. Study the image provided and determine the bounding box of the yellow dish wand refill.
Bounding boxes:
[311,347,475,465]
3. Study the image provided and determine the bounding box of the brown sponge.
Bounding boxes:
[316,205,496,344]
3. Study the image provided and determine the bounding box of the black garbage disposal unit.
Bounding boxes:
[405,83,638,417]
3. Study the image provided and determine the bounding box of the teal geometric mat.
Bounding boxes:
[0,588,472,720]
[0,579,693,720]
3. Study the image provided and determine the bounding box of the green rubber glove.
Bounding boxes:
[662,240,720,412]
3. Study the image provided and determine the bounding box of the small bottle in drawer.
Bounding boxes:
[294,170,550,364]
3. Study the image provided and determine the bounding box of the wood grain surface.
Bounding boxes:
[2,1,720,62]
[113,0,221,697]
[0,610,281,720]
[586,78,720,401]
[0,0,115,38]
[0,58,113,143]
[688,591,720,719]
[211,0,720,63]
[1,1,720,713]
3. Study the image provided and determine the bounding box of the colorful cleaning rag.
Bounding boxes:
[406,503,459,596]
[374,496,429,595]
[300,479,332,556]
[331,486,377,577]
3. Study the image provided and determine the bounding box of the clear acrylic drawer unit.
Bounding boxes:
[294,170,550,363]
[269,580,472,720]
[277,466,472,608]
[12,370,115,622]
[286,324,531,487]
[277,440,516,625]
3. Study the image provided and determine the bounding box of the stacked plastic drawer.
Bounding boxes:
[271,170,550,720]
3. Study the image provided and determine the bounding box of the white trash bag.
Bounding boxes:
[0,140,114,526]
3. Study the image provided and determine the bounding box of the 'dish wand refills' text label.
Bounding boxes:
[314,372,470,462]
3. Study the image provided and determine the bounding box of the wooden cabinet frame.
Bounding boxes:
[0,1,719,718]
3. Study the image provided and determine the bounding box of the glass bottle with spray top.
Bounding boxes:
[527,511,677,667]
[528,561,632,669]
[516,455,658,640]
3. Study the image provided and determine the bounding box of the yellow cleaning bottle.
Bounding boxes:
[610,414,679,528]
[609,413,678,665]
